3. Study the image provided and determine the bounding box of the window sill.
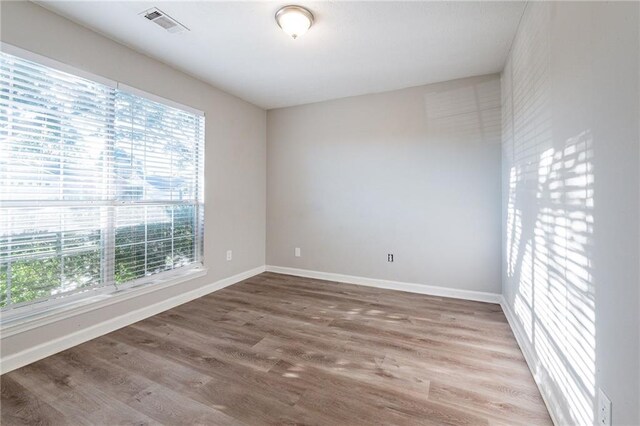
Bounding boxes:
[0,266,208,338]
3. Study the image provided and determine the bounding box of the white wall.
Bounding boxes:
[501,2,639,425]
[0,1,266,361]
[267,74,502,294]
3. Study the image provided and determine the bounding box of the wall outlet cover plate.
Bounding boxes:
[598,388,612,426]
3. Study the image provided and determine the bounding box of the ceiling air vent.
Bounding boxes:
[140,8,189,34]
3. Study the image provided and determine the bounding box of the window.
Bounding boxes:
[0,48,205,315]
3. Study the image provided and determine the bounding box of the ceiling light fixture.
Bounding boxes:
[275,5,314,39]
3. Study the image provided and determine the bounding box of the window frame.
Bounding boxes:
[0,43,206,327]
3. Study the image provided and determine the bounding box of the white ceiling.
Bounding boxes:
[37,1,525,109]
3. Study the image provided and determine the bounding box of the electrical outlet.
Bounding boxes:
[226,250,232,261]
[295,247,301,257]
[387,253,394,262]
[598,388,612,426]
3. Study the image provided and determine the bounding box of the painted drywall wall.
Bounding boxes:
[0,1,266,360]
[501,2,639,425]
[267,74,502,294]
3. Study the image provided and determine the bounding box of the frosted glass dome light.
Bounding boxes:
[275,5,314,39]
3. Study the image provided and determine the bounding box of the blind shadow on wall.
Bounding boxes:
[503,6,596,421]
[506,130,595,425]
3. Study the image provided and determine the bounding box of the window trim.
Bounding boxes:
[0,42,205,116]
[1,42,117,89]
[0,264,207,336]
[0,42,207,323]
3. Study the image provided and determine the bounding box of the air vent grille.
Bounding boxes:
[140,8,189,34]
[144,10,162,20]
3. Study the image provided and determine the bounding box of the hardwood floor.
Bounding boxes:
[1,272,551,425]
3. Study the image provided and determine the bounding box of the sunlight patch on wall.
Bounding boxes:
[506,130,595,425]
[502,5,596,422]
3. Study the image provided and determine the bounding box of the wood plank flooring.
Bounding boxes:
[1,272,552,425]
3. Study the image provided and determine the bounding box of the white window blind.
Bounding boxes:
[0,49,204,313]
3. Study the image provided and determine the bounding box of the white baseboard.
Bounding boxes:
[500,296,562,426]
[266,265,501,304]
[0,265,265,375]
